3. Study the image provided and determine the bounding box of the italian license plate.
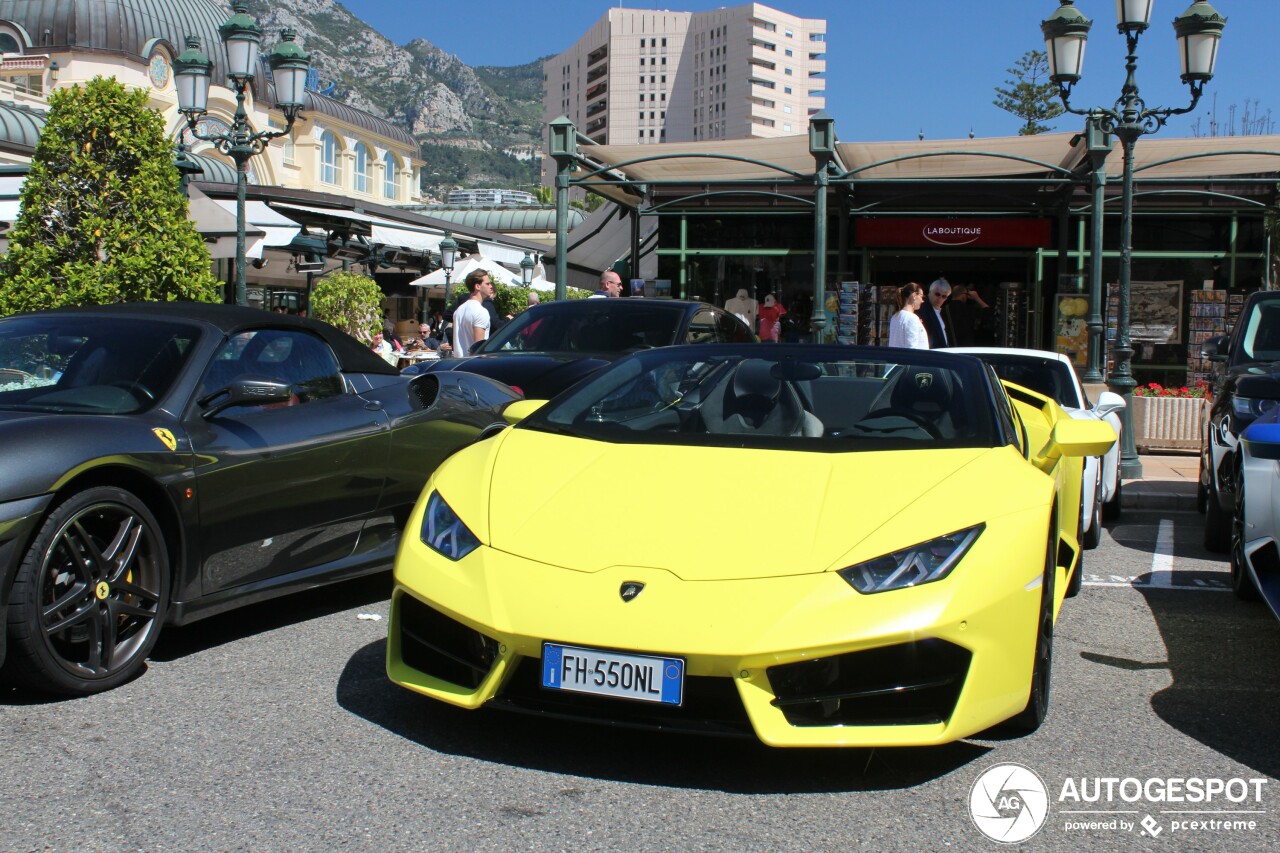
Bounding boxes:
[541,643,684,705]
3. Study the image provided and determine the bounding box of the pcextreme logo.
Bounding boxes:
[969,763,1050,844]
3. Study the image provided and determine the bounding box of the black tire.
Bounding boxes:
[5,487,169,696]
[1082,491,1102,551]
[1066,547,1084,598]
[1203,469,1229,553]
[1229,457,1261,601]
[1005,533,1057,733]
[1102,475,1122,522]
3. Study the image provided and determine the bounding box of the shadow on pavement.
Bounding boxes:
[1143,588,1280,779]
[335,638,990,794]
[150,572,391,662]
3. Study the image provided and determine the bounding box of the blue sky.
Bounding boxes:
[343,1,1277,141]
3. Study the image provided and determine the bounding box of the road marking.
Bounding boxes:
[1083,517,1231,591]
[1149,518,1175,588]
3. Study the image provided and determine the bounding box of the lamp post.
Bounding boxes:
[808,111,836,336]
[1041,0,1225,479]
[417,231,458,325]
[173,2,310,307]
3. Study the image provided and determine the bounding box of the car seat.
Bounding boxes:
[886,365,955,436]
[700,359,822,437]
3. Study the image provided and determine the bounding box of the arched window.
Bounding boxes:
[383,152,399,200]
[320,131,342,186]
[353,143,369,194]
[0,34,20,54]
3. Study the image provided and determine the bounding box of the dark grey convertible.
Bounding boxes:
[0,303,519,695]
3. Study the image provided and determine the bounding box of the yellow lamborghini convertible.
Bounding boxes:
[387,345,1115,748]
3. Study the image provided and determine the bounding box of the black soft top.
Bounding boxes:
[11,301,399,376]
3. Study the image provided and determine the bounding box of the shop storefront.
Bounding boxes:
[555,126,1278,386]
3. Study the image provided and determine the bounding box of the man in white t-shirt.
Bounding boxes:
[452,270,494,357]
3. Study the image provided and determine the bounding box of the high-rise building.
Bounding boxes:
[544,3,826,147]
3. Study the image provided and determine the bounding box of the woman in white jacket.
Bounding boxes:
[887,281,929,349]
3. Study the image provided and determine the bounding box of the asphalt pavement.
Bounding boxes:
[4,454,1276,853]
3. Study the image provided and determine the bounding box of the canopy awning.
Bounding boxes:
[555,203,658,290]
[836,133,1084,180]
[214,199,302,259]
[579,135,821,186]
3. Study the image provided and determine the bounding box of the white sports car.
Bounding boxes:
[945,348,1124,548]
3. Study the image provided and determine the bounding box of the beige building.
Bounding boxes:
[0,1,423,206]
[544,3,826,147]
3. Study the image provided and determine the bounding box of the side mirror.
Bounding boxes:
[199,378,294,418]
[1034,418,1116,472]
[1093,390,1127,418]
[1201,335,1229,362]
[503,398,548,424]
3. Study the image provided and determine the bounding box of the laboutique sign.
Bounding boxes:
[855,218,1052,248]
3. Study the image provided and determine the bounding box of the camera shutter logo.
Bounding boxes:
[969,763,1050,844]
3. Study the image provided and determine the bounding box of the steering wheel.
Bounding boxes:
[858,407,940,438]
[109,381,155,402]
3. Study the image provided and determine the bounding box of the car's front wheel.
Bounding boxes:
[1203,467,1229,553]
[1082,487,1103,551]
[1102,474,1122,522]
[1229,458,1260,601]
[4,487,170,696]
[1004,533,1057,733]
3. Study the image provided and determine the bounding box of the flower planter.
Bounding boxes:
[1131,395,1207,452]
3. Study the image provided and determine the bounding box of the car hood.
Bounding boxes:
[437,428,1048,582]
[452,352,615,398]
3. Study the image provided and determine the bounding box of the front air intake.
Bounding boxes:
[767,640,971,727]
[396,594,498,688]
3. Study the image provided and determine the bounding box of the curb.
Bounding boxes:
[1121,484,1198,512]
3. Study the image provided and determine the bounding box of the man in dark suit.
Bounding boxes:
[919,278,953,349]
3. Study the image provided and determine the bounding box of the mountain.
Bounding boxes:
[243,0,547,195]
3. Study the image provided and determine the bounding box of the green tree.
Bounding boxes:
[535,185,553,205]
[992,50,1065,136]
[309,270,384,342]
[0,76,218,315]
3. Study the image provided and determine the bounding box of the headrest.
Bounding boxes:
[892,366,954,409]
[732,359,781,403]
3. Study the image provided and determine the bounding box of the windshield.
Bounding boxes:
[971,354,1081,408]
[520,345,1001,451]
[0,315,201,414]
[1235,298,1280,366]
[479,301,685,354]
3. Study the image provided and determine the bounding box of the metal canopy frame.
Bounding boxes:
[547,115,1280,346]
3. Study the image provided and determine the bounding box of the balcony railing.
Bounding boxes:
[588,45,608,66]
[585,116,607,135]
[586,81,607,101]
[586,64,608,84]
[586,99,607,117]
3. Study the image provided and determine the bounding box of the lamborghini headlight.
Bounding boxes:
[421,491,480,561]
[838,524,984,594]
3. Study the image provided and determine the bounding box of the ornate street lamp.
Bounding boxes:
[174,2,310,307]
[439,231,458,287]
[520,251,536,287]
[1041,0,1225,479]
